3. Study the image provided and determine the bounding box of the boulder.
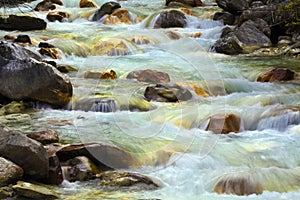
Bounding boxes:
[0,41,73,107]
[103,8,135,24]
[80,0,98,8]
[144,84,193,102]
[216,0,249,15]
[34,0,63,11]
[212,32,243,55]
[56,143,137,170]
[27,130,59,145]
[91,1,121,21]
[257,68,295,82]
[154,10,187,28]
[205,113,241,134]
[166,0,204,7]
[84,70,117,80]
[46,11,70,22]
[98,171,159,189]
[213,11,236,25]
[62,156,100,182]
[47,153,63,185]
[0,15,46,31]
[126,69,170,83]
[12,181,59,199]
[14,35,32,44]
[0,126,49,180]
[0,157,23,187]
[214,174,263,195]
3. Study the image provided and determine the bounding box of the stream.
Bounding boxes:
[0,0,300,199]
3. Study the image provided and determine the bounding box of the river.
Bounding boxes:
[0,0,300,199]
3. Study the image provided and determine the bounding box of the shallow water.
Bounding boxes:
[0,0,300,199]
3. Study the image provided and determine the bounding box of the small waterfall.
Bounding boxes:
[91,98,117,112]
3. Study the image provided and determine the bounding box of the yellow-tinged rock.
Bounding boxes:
[84,70,117,80]
[175,82,209,97]
[103,8,135,24]
[79,0,98,8]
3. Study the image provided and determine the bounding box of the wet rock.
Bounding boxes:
[154,10,187,28]
[56,65,78,73]
[47,11,70,22]
[216,0,249,15]
[257,68,295,82]
[0,101,26,115]
[0,186,14,199]
[39,47,61,59]
[14,35,32,44]
[84,70,117,80]
[38,42,55,48]
[56,143,137,170]
[0,157,23,187]
[0,41,73,107]
[212,32,243,55]
[127,69,170,83]
[214,174,263,195]
[13,181,59,199]
[0,126,49,180]
[166,0,204,7]
[34,0,63,11]
[71,98,118,112]
[27,130,59,145]
[62,156,100,182]
[213,11,236,25]
[92,1,121,21]
[205,113,241,134]
[80,0,98,8]
[174,82,209,97]
[91,38,136,56]
[130,36,151,45]
[144,84,192,102]
[103,8,135,24]
[98,171,159,189]
[46,152,63,185]
[0,15,47,31]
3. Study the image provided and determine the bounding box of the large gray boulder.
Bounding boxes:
[0,126,49,180]
[0,157,23,187]
[0,41,72,107]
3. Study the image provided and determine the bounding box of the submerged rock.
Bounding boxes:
[257,68,295,82]
[27,130,59,145]
[56,143,137,170]
[214,173,263,195]
[13,181,59,200]
[0,41,73,107]
[92,1,121,21]
[127,69,170,83]
[62,156,100,182]
[205,113,241,134]
[71,98,118,112]
[0,15,46,31]
[0,126,49,180]
[0,157,23,187]
[0,101,27,115]
[154,10,187,28]
[144,84,192,102]
[84,70,117,80]
[98,171,159,190]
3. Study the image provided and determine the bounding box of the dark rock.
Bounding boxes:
[38,42,55,48]
[213,12,236,25]
[214,174,263,195]
[0,41,73,107]
[92,1,121,21]
[56,143,137,170]
[127,69,170,83]
[0,126,49,180]
[47,11,70,22]
[12,181,59,199]
[212,32,243,55]
[154,10,187,28]
[39,47,61,59]
[34,0,63,11]
[216,0,249,15]
[80,0,98,8]
[165,0,203,7]
[71,98,118,112]
[47,153,63,185]
[27,130,59,145]
[250,0,264,7]
[84,70,117,79]
[0,157,23,187]
[205,113,241,134]
[62,156,100,182]
[14,35,32,44]
[0,15,46,31]
[144,84,192,102]
[98,171,159,189]
[257,68,295,82]
[0,186,14,199]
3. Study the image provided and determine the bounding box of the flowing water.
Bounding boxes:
[1,0,300,199]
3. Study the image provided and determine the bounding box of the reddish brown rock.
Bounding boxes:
[206,113,241,134]
[46,11,70,22]
[127,69,170,83]
[79,0,98,8]
[27,130,59,145]
[257,68,295,82]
